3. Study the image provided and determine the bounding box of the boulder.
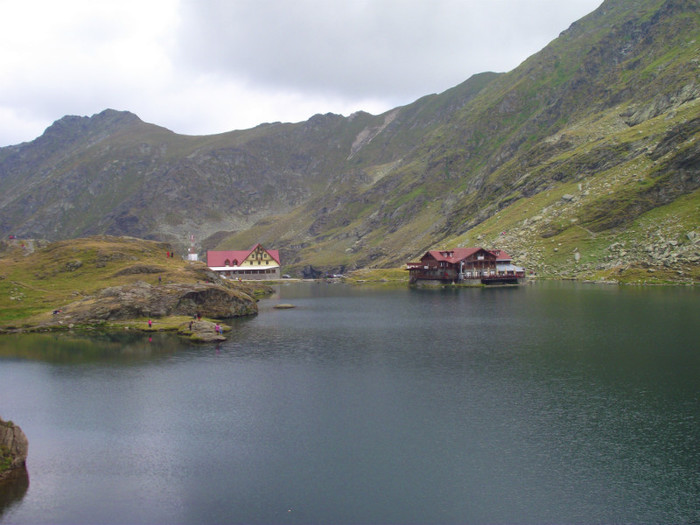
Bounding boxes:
[181,320,227,343]
[0,418,28,481]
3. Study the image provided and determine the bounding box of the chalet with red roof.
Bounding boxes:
[207,244,281,280]
[406,247,524,285]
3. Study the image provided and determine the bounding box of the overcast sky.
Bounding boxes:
[0,0,603,147]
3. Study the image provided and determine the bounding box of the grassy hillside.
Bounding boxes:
[0,236,268,328]
[216,0,699,283]
[0,0,697,285]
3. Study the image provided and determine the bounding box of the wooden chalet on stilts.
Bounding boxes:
[406,247,525,285]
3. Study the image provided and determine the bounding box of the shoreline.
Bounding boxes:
[0,314,240,343]
[1,276,695,341]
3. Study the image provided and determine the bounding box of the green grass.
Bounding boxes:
[343,267,409,284]
[0,236,264,329]
[0,445,12,473]
[0,419,17,473]
[189,1,700,284]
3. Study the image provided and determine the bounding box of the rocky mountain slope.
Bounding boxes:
[0,0,697,283]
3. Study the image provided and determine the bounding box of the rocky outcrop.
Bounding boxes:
[181,319,227,343]
[49,281,258,326]
[302,265,323,279]
[0,419,28,481]
[112,264,166,276]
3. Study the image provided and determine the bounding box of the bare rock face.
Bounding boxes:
[0,418,29,480]
[51,281,258,325]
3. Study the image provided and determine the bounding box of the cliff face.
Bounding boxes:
[0,418,28,480]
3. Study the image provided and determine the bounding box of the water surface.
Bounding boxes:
[1,282,698,524]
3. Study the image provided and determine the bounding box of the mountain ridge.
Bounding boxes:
[0,0,698,283]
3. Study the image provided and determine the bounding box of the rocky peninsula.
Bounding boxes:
[0,236,273,342]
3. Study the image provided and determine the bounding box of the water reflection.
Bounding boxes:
[0,332,188,364]
[0,468,29,521]
[0,283,698,524]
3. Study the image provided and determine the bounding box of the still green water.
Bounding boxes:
[0,281,698,524]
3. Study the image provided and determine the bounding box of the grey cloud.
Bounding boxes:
[176,0,602,101]
[1,0,603,147]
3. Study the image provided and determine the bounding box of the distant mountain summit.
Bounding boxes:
[28,109,148,157]
[42,109,143,137]
[0,0,698,282]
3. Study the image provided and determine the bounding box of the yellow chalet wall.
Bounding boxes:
[206,243,281,280]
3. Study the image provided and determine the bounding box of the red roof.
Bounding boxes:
[207,243,280,267]
[491,250,512,262]
[416,247,511,264]
[421,247,486,263]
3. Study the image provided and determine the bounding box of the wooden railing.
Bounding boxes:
[408,269,525,282]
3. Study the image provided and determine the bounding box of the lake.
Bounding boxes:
[1,281,699,524]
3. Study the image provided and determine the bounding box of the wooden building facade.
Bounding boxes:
[407,247,525,285]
